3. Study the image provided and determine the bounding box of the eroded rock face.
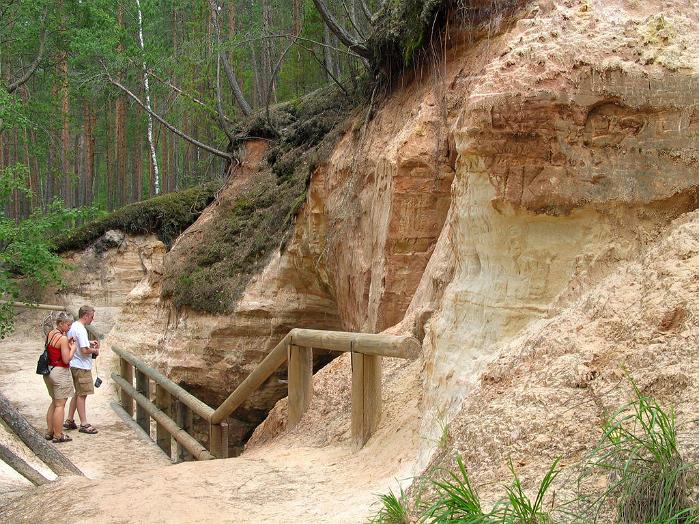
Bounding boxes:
[105,75,456,449]
[416,0,698,465]
[57,232,166,332]
[251,0,698,477]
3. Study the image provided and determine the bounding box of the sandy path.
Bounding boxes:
[0,313,171,494]
[0,311,419,523]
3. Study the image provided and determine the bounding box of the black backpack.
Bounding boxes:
[36,333,51,375]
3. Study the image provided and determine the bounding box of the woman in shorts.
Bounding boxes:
[44,312,78,443]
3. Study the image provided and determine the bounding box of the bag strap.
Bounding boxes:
[46,330,62,348]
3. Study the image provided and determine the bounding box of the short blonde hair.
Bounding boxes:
[55,312,73,325]
[78,306,95,318]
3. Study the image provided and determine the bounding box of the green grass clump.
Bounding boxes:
[403,379,697,524]
[423,454,486,522]
[421,455,559,523]
[371,487,411,524]
[55,182,220,252]
[576,380,698,523]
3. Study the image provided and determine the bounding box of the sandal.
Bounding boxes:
[52,434,72,443]
[79,424,98,434]
[44,433,53,440]
[63,419,78,430]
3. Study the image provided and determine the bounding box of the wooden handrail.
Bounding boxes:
[289,328,421,358]
[112,345,214,421]
[2,301,65,311]
[210,333,290,424]
[4,301,105,341]
[113,328,422,458]
[211,329,420,424]
[112,374,215,460]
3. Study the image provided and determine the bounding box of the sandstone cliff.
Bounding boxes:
[49,0,697,516]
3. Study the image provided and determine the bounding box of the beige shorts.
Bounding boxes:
[71,368,95,396]
[44,366,74,400]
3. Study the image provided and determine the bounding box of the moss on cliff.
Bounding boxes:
[55,182,221,252]
[160,84,359,314]
[368,0,448,73]
[368,0,523,76]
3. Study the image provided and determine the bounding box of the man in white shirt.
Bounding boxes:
[63,305,100,434]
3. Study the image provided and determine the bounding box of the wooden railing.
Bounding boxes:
[113,328,421,460]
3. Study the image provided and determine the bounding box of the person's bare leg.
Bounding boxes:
[46,403,55,435]
[76,395,88,425]
[66,395,77,423]
[52,399,67,438]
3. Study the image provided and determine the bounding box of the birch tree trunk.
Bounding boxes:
[116,5,127,208]
[135,0,161,195]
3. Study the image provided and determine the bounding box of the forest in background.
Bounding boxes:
[0,0,381,219]
[2,0,433,336]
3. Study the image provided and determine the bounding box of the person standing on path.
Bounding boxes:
[64,305,100,434]
[44,312,78,442]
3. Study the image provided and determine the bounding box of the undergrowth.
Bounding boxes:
[371,381,698,523]
[55,182,221,252]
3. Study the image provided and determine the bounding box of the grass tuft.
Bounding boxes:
[576,378,698,523]
[423,453,487,523]
[371,486,411,524]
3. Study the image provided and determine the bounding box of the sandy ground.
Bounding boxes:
[0,310,420,523]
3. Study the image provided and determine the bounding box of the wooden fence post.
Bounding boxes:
[155,384,172,459]
[175,400,193,462]
[135,369,150,434]
[209,422,229,459]
[287,344,313,428]
[351,352,382,449]
[119,357,134,416]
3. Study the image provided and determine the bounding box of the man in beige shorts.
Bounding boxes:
[64,306,100,434]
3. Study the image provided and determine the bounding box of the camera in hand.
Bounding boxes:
[91,352,97,359]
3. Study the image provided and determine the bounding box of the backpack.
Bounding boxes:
[36,332,51,375]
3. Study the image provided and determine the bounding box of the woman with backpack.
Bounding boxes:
[44,312,78,443]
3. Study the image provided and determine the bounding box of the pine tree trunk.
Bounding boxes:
[116,5,127,208]
[74,131,83,208]
[161,124,169,194]
[84,103,94,206]
[261,0,276,104]
[323,25,335,82]
[29,129,42,209]
[60,53,71,208]
[134,134,143,202]
[106,105,114,210]
[12,129,20,219]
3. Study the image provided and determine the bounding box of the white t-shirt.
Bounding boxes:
[68,321,92,370]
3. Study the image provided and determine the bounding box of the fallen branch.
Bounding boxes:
[0,391,83,477]
[0,442,51,486]
[6,10,48,94]
[104,69,231,160]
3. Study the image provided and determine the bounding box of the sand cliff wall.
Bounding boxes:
[56,0,697,469]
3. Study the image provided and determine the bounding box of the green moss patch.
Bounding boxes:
[55,182,221,252]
